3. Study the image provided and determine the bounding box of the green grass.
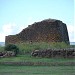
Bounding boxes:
[0,55,75,66]
[0,43,75,75]
[0,46,4,51]
[15,42,74,54]
[0,65,75,75]
[16,42,51,54]
[0,54,75,62]
[0,42,75,66]
[1,42,75,54]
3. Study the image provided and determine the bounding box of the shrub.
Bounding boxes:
[5,44,19,56]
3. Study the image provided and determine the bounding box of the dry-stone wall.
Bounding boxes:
[31,48,75,58]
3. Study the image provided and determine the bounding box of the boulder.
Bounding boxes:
[31,50,40,57]
[0,51,15,58]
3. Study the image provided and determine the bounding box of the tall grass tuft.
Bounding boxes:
[15,42,71,55]
[0,46,4,52]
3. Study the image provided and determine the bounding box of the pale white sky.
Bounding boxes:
[0,0,74,42]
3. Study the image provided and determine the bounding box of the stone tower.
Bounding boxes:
[5,19,69,45]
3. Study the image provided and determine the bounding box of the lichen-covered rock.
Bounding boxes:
[72,52,75,56]
[4,51,15,57]
[5,18,69,44]
[0,51,15,58]
[31,48,75,58]
[31,50,40,57]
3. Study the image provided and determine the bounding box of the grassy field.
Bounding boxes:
[0,55,75,66]
[0,65,75,75]
[0,42,75,75]
[0,54,75,63]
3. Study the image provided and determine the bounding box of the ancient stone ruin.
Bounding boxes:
[5,18,69,44]
[31,48,75,58]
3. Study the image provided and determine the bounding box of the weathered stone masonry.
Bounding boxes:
[5,19,69,45]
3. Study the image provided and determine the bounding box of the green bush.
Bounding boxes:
[5,44,19,56]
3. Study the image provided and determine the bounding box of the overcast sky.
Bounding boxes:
[0,0,74,42]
